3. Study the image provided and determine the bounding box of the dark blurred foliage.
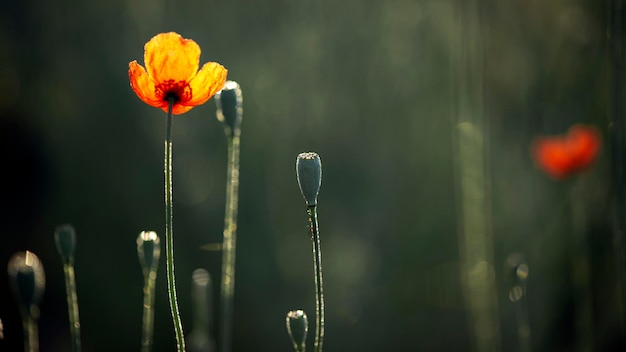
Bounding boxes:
[0,0,623,351]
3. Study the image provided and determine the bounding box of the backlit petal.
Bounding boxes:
[185,62,228,106]
[167,104,195,115]
[144,32,200,84]
[567,125,600,170]
[129,61,166,108]
[532,138,573,179]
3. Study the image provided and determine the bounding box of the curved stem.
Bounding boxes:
[141,273,157,352]
[308,206,324,352]
[220,131,241,352]
[165,97,186,351]
[63,264,82,352]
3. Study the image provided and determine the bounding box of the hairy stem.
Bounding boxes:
[308,206,324,352]
[63,264,81,352]
[220,131,241,352]
[610,0,626,335]
[23,315,38,352]
[165,97,186,351]
[141,272,157,352]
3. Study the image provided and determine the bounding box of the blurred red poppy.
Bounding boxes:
[129,32,227,115]
[532,124,601,179]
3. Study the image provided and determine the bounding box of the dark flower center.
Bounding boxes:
[155,80,192,103]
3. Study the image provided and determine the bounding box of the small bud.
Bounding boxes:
[296,152,322,207]
[286,310,308,352]
[8,251,46,319]
[215,81,243,137]
[137,231,161,277]
[54,224,76,265]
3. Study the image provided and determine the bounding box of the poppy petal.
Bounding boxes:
[155,102,194,115]
[567,125,600,170]
[185,62,228,106]
[532,138,573,179]
[531,124,601,180]
[144,32,201,84]
[129,61,166,108]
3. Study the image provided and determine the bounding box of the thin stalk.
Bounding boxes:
[190,269,214,352]
[569,181,593,352]
[513,282,532,352]
[219,130,241,352]
[23,315,38,352]
[62,264,81,352]
[610,0,626,335]
[307,206,324,352]
[451,0,500,350]
[165,97,186,351]
[141,272,157,352]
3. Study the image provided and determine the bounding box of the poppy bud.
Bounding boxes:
[8,251,46,319]
[215,81,243,137]
[137,231,161,277]
[54,224,76,265]
[286,309,308,352]
[296,152,322,207]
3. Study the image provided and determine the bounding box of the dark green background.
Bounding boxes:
[0,0,623,351]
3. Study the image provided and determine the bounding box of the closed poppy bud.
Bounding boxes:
[54,224,76,265]
[286,309,308,352]
[215,81,243,137]
[8,251,46,319]
[137,231,161,277]
[296,152,322,207]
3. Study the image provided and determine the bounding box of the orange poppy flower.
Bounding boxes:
[532,124,601,179]
[129,32,228,115]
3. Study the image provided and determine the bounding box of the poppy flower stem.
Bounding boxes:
[62,264,81,352]
[165,97,186,352]
[137,231,160,352]
[24,317,38,352]
[307,205,324,352]
[54,224,81,352]
[219,129,240,352]
[609,0,626,336]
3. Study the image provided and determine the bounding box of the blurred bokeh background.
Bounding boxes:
[0,0,624,351]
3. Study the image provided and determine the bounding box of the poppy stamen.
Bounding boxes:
[155,80,192,104]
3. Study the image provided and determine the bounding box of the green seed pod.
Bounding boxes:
[296,152,322,207]
[137,231,161,277]
[215,81,243,137]
[54,224,76,265]
[8,251,46,319]
[286,309,308,352]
